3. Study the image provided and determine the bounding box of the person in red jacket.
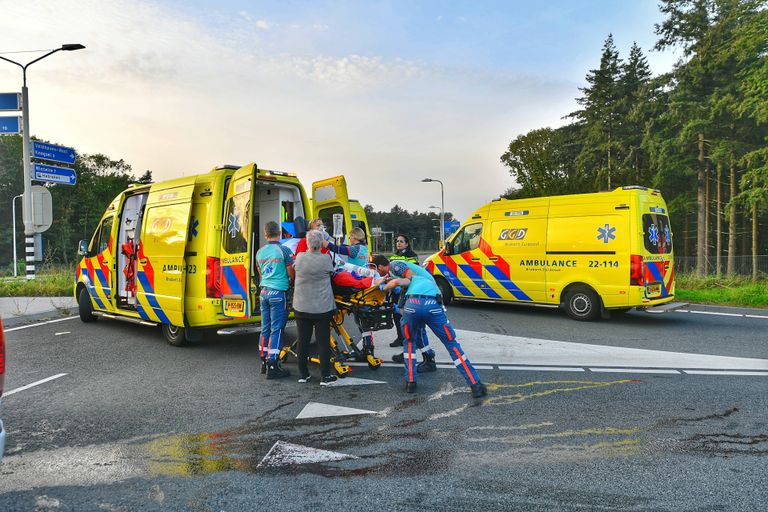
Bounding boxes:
[295,219,330,255]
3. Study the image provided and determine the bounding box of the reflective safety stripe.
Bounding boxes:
[443,324,453,341]
[452,347,476,385]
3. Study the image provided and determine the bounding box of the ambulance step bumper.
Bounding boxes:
[93,311,158,326]
[218,319,296,336]
[642,301,689,314]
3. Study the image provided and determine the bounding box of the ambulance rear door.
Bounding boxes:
[312,176,352,243]
[220,164,256,318]
[136,180,195,327]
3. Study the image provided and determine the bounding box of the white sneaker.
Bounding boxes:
[298,375,312,383]
[320,375,338,386]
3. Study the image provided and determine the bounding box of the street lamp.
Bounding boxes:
[422,178,444,248]
[0,43,85,279]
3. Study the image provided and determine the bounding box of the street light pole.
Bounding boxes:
[422,178,445,248]
[0,44,85,279]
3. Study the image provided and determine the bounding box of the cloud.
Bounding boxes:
[0,0,577,220]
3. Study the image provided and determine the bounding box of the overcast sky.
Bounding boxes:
[0,0,679,220]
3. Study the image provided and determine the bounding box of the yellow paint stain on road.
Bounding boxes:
[484,379,639,406]
[469,426,643,444]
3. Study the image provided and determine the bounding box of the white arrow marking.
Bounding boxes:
[257,441,358,468]
[296,402,377,419]
[320,377,387,387]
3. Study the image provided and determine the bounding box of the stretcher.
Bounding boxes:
[280,285,394,377]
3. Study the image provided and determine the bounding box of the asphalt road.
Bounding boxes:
[1,302,767,511]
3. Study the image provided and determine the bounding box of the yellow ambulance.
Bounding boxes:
[74,163,367,344]
[424,186,676,320]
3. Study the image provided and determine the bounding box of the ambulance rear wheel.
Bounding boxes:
[162,324,189,347]
[565,286,600,321]
[436,277,453,305]
[77,287,97,323]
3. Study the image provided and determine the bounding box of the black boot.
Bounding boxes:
[389,337,404,348]
[405,381,417,393]
[260,359,267,374]
[266,361,291,380]
[470,382,487,398]
[417,353,437,373]
[392,353,404,364]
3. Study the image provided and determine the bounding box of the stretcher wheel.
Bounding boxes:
[334,361,352,378]
[367,355,382,370]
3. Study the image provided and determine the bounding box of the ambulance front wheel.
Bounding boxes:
[435,277,453,305]
[565,286,601,321]
[162,324,189,346]
[77,287,97,323]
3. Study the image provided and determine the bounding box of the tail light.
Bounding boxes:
[206,257,221,298]
[0,318,5,397]
[630,255,644,286]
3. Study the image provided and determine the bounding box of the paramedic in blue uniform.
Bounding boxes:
[372,254,436,373]
[382,259,487,397]
[322,227,369,266]
[256,221,295,379]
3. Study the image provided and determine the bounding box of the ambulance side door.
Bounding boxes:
[438,220,489,299]
[220,164,256,318]
[136,183,195,326]
[83,214,117,311]
[484,204,548,303]
[312,176,353,243]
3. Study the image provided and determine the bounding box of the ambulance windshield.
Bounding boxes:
[642,214,672,255]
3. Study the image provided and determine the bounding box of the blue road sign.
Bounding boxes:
[32,141,76,165]
[0,116,21,134]
[444,220,461,236]
[0,93,21,111]
[33,163,77,185]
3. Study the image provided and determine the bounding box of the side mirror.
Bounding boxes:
[78,240,89,256]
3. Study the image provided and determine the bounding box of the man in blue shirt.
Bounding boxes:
[381,259,487,398]
[256,221,295,379]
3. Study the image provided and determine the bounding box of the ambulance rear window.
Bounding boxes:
[642,214,672,254]
[224,192,250,254]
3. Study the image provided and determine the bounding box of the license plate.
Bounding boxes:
[223,298,246,317]
[646,283,662,297]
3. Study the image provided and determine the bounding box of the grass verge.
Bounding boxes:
[674,273,768,308]
[0,267,74,297]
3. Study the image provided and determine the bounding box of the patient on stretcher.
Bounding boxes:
[331,265,385,296]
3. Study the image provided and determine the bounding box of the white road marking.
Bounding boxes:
[5,316,78,332]
[688,310,743,317]
[590,368,681,374]
[296,402,377,419]
[5,373,68,396]
[499,366,585,372]
[54,331,71,336]
[323,377,387,387]
[452,329,768,371]
[257,441,357,468]
[683,370,768,376]
[746,314,768,319]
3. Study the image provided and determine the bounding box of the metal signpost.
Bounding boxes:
[0,44,86,279]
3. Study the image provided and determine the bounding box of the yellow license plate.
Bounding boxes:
[223,298,246,317]
[646,283,662,297]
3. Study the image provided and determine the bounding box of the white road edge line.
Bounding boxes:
[5,373,68,396]
[590,368,681,374]
[5,316,78,332]
[688,311,744,317]
[499,366,585,372]
[683,370,768,376]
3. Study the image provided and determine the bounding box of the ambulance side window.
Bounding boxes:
[454,222,483,254]
[98,217,114,254]
[90,216,114,255]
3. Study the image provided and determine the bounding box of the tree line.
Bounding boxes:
[363,204,453,254]
[500,0,768,279]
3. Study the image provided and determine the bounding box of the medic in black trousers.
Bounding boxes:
[382,260,487,398]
